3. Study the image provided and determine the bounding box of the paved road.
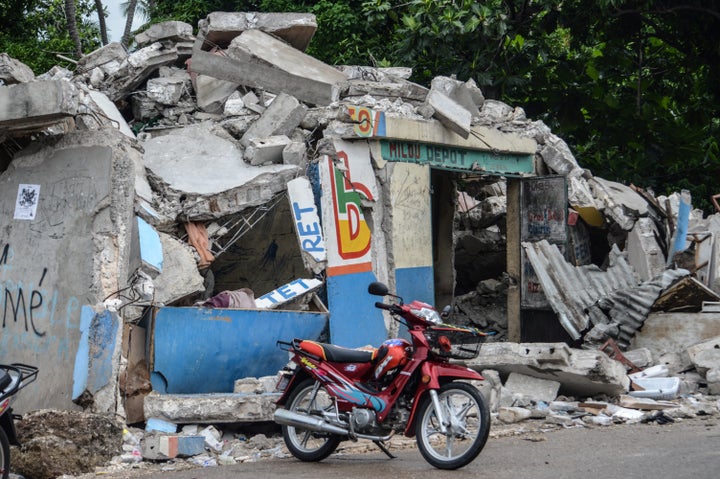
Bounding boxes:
[93,416,720,479]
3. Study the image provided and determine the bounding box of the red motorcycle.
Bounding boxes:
[274,282,490,470]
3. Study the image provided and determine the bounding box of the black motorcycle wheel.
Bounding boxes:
[0,426,10,479]
[415,381,490,470]
[281,379,342,462]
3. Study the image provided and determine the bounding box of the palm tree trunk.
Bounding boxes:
[95,0,109,45]
[121,0,138,48]
[65,0,83,58]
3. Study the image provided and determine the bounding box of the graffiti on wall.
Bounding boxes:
[1,242,80,359]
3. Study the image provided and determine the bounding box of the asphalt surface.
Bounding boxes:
[83,415,720,479]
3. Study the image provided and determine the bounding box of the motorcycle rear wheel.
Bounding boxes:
[281,379,342,462]
[415,381,490,470]
[0,426,10,479]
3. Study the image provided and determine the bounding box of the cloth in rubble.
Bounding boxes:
[197,288,256,309]
[184,221,216,268]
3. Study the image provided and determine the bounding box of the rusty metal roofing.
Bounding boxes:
[522,240,690,346]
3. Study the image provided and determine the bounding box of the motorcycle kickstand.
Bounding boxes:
[373,440,396,459]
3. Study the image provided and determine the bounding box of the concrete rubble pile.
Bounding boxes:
[2,10,720,476]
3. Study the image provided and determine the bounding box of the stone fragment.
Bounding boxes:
[240,92,308,147]
[686,335,720,375]
[135,20,194,46]
[504,372,560,404]
[0,53,35,84]
[497,406,532,423]
[146,76,187,105]
[244,135,292,165]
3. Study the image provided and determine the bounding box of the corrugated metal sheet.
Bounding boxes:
[522,240,638,340]
[522,240,690,347]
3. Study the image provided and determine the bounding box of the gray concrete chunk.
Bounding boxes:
[0,53,35,84]
[426,88,472,139]
[0,80,80,133]
[240,92,307,146]
[135,20,194,46]
[244,135,292,165]
[143,392,278,423]
[197,11,318,51]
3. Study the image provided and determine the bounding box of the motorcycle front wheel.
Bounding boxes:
[0,426,10,479]
[415,381,490,470]
[281,379,342,462]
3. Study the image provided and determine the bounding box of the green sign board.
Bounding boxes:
[380,140,534,175]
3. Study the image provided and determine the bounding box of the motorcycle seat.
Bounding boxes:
[297,340,377,363]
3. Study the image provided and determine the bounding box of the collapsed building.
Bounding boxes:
[1,11,720,436]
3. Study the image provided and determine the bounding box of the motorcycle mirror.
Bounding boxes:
[368,282,389,296]
[440,305,452,319]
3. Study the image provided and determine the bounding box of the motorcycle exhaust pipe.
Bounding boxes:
[274,408,349,436]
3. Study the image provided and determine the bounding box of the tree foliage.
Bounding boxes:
[0,0,100,72]
[1,0,717,213]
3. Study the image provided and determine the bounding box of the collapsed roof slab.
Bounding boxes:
[197,11,318,51]
[141,124,300,220]
[190,29,346,106]
[0,80,79,134]
[0,53,35,84]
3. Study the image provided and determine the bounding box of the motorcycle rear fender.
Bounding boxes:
[403,362,484,437]
[275,368,311,406]
[0,410,20,446]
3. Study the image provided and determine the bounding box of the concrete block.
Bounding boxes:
[430,76,482,118]
[223,92,246,116]
[686,335,720,374]
[426,89,471,139]
[244,135,291,165]
[0,80,79,133]
[191,29,346,106]
[240,92,308,147]
[282,141,307,166]
[706,368,720,394]
[504,372,560,404]
[0,53,35,84]
[194,74,240,113]
[143,392,279,424]
[142,434,205,460]
[135,20,194,46]
[197,11,318,51]
[146,76,187,105]
[77,42,128,73]
[467,342,630,396]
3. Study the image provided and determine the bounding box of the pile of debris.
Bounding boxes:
[3,9,720,478]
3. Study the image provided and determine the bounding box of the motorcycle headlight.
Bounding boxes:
[410,306,442,324]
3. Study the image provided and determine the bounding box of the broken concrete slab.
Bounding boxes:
[107,43,179,100]
[425,88,472,139]
[0,52,35,84]
[143,392,278,424]
[146,76,188,105]
[431,75,483,119]
[135,20,194,47]
[686,335,720,375]
[504,372,561,404]
[465,342,630,396]
[240,92,308,147]
[588,176,649,231]
[141,124,300,220]
[343,78,429,102]
[76,42,128,75]
[151,232,205,303]
[190,29,346,106]
[0,80,80,133]
[244,135,291,165]
[197,11,318,51]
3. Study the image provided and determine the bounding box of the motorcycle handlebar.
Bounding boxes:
[375,301,397,312]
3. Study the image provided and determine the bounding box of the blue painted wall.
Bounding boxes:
[327,271,387,348]
[150,307,328,394]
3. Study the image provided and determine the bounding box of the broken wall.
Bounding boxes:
[0,128,137,411]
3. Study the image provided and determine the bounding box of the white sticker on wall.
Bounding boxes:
[14,184,40,220]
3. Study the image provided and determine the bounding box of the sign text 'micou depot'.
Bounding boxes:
[380,140,534,175]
